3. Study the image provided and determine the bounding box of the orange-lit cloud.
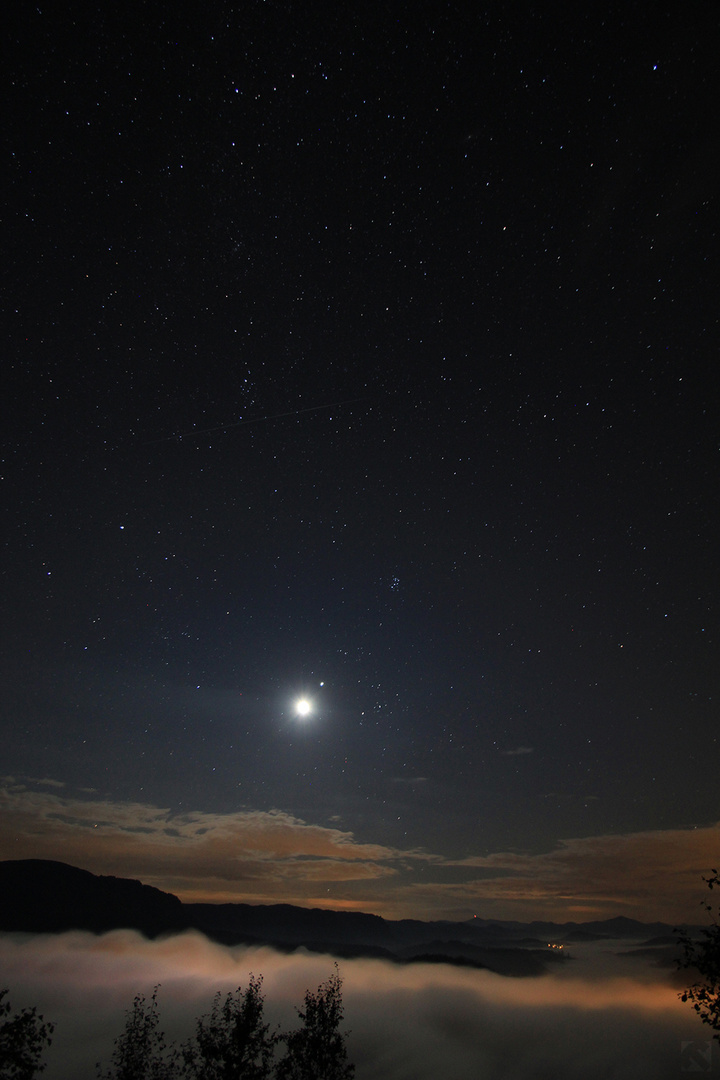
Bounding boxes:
[1,777,718,922]
[439,826,720,923]
[0,779,425,906]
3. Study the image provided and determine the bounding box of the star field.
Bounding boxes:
[1,1,719,919]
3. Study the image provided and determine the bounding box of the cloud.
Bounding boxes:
[0,931,705,1080]
[0,781,428,906]
[422,825,720,922]
[1,779,718,922]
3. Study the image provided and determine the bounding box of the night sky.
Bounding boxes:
[2,1,719,922]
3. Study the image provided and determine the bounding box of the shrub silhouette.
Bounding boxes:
[0,989,54,1080]
[678,869,720,1038]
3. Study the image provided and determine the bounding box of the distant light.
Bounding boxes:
[294,698,312,717]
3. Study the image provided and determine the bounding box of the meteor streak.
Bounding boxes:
[149,398,365,443]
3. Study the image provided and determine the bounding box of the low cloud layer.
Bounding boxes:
[1,778,718,922]
[0,930,708,1080]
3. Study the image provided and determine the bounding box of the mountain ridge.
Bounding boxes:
[0,859,682,977]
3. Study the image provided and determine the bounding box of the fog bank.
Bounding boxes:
[0,930,709,1079]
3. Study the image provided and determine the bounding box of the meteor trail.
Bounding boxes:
[148,397,365,443]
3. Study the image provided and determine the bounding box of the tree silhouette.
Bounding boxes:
[275,966,354,1080]
[0,989,54,1080]
[678,869,720,1037]
[181,975,276,1080]
[99,968,355,1080]
[96,986,176,1080]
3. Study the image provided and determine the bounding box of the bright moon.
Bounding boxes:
[294,698,312,717]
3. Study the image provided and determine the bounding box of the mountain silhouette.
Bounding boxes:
[0,859,189,937]
[0,859,680,976]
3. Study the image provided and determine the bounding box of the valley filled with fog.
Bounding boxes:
[0,929,706,1079]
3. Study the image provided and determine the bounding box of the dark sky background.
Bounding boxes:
[2,1,719,921]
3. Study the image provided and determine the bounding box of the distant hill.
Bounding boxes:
[0,859,189,937]
[186,900,389,948]
[0,859,682,976]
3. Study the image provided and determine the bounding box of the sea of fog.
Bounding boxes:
[0,930,712,1079]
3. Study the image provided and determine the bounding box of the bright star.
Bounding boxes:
[294,698,312,718]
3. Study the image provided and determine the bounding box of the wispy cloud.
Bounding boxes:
[0,778,717,922]
[0,780,429,906]
[424,826,720,922]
